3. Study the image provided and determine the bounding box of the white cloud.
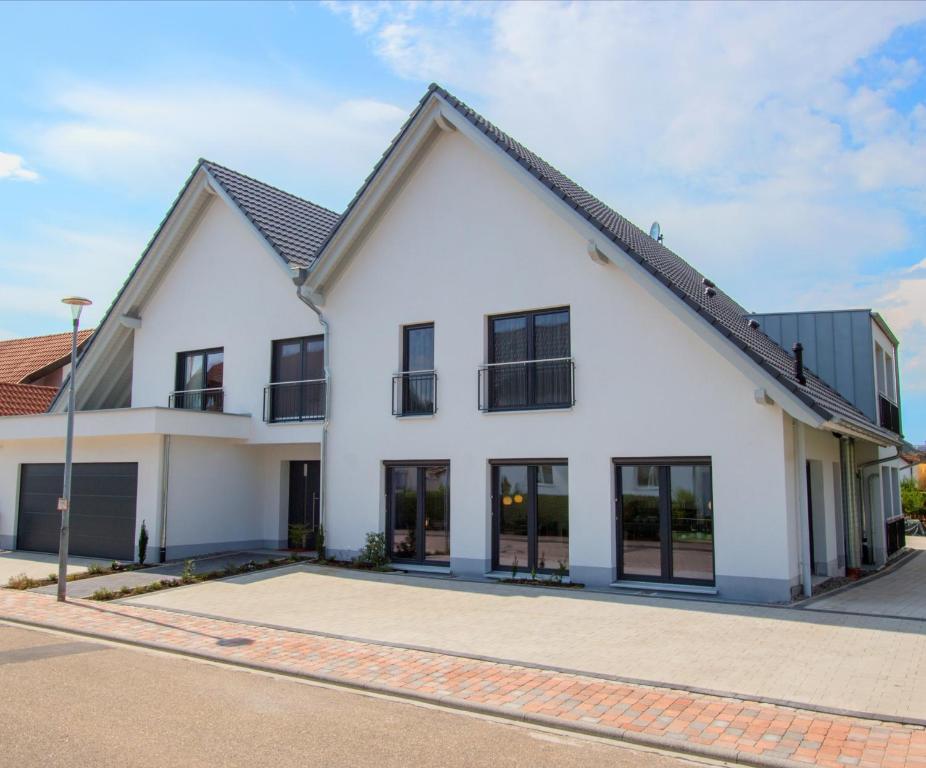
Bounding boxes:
[25,81,407,205]
[327,0,926,418]
[0,225,148,331]
[0,151,39,181]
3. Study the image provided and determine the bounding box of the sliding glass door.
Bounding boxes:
[493,462,568,573]
[616,459,714,585]
[385,463,449,564]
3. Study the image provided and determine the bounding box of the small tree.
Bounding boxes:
[901,478,926,519]
[138,520,149,565]
[356,531,388,568]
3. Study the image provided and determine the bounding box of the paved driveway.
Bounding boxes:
[804,536,926,620]
[129,563,926,722]
[0,551,109,585]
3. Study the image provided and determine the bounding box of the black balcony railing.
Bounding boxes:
[392,371,437,416]
[168,387,224,412]
[263,379,326,423]
[879,394,901,434]
[886,516,906,557]
[478,357,575,412]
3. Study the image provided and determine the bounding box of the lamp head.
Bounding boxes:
[61,296,92,322]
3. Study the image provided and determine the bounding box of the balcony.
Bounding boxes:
[263,379,326,423]
[392,371,437,416]
[168,387,224,412]
[879,394,900,434]
[478,358,575,412]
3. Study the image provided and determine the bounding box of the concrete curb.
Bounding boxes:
[0,611,869,768]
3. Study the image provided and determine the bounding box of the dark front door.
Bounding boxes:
[288,461,320,549]
[17,462,137,560]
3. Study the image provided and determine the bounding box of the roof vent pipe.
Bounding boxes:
[793,341,806,385]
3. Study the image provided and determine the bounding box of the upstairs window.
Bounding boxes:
[266,336,325,422]
[394,323,436,416]
[173,348,224,411]
[482,307,572,411]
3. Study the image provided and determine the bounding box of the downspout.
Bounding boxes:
[291,268,329,543]
[793,419,813,598]
[158,434,170,563]
[839,436,862,575]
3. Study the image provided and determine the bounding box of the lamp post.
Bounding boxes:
[57,296,92,602]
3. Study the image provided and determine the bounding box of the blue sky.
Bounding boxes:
[1,1,926,441]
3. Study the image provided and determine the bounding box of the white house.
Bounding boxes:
[0,84,906,602]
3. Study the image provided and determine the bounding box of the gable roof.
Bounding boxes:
[203,160,340,268]
[0,329,93,384]
[0,382,59,416]
[308,83,899,445]
[51,159,338,412]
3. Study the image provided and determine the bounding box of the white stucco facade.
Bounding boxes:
[0,91,907,602]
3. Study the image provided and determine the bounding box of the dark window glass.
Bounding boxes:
[175,348,223,411]
[389,467,419,560]
[496,465,530,569]
[670,465,714,582]
[617,461,714,585]
[620,465,662,578]
[487,309,570,410]
[536,464,569,570]
[424,466,449,562]
[386,464,450,564]
[401,324,435,415]
[270,336,325,422]
[494,462,568,573]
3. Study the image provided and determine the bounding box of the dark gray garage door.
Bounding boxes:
[17,463,138,560]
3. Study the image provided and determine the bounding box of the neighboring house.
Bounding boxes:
[0,330,93,416]
[0,85,907,601]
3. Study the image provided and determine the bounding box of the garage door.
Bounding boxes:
[17,463,138,560]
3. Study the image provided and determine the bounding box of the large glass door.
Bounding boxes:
[616,460,714,585]
[493,462,568,573]
[386,463,449,564]
[270,336,324,421]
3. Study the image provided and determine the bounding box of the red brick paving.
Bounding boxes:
[1,589,924,767]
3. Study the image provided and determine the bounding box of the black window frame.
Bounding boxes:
[614,456,715,586]
[384,460,450,565]
[484,306,573,412]
[267,334,325,423]
[396,323,436,417]
[491,459,569,574]
[173,346,224,412]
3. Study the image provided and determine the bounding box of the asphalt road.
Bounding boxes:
[0,623,703,768]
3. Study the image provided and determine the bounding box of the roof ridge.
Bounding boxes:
[0,328,93,345]
[200,159,341,219]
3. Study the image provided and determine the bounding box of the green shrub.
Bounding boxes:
[138,520,149,565]
[181,559,196,584]
[901,478,926,519]
[356,531,388,568]
[316,525,326,560]
[87,562,106,575]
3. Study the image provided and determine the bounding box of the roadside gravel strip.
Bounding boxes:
[1,589,924,768]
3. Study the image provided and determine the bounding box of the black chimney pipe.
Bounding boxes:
[792,342,806,385]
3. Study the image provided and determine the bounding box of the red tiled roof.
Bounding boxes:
[0,329,93,384]
[0,382,58,416]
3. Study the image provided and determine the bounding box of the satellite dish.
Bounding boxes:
[649,221,662,242]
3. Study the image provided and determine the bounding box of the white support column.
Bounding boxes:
[794,419,813,598]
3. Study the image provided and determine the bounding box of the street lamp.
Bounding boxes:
[57,296,92,602]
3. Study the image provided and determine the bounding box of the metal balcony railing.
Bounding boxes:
[263,378,326,423]
[168,387,224,412]
[879,394,901,434]
[478,357,575,412]
[392,370,437,416]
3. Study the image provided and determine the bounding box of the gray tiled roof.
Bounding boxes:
[314,84,897,444]
[203,160,340,268]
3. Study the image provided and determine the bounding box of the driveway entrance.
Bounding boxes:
[804,538,926,620]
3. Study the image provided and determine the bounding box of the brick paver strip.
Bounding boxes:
[2,590,924,768]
